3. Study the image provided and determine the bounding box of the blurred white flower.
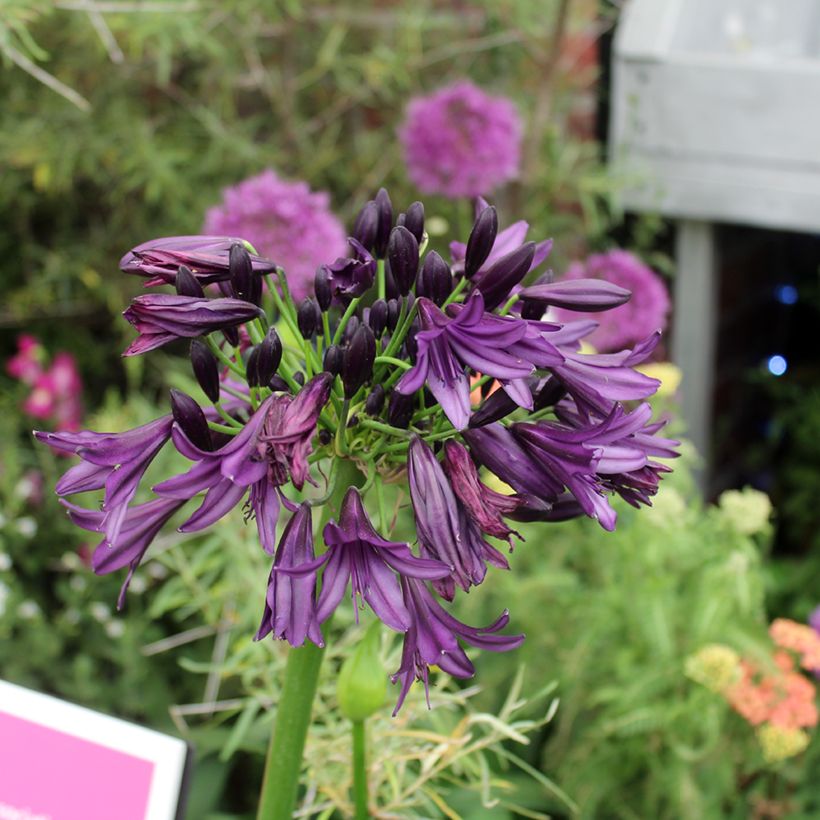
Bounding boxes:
[719,488,773,536]
[15,517,38,538]
[105,620,125,638]
[0,553,12,572]
[18,600,40,619]
[90,602,111,623]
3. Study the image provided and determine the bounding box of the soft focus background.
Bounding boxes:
[2,2,819,818]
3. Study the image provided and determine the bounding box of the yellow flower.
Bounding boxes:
[685,644,741,693]
[757,724,810,763]
[718,488,773,536]
[637,361,682,396]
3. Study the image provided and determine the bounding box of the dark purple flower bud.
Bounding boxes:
[170,389,212,452]
[269,375,289,392]
[343,314,360,345]
[293,371,305,386]
[368,299,388,337]
[373,187,393,258]
[256,327,283,386]
[352,201,379,252]
[318,428,332,446]
[387,390,414,428]
[468,386,518,428]
[342,324,376,399]
[416,251,452,306]
[245,345,262,387]
[401,201,425,244]
[190,340,220,403]
[365,385,385,416]
[472,241,535,311]
[323,344,343,376]
[297,298,320,339]
[120,235,275,287]
[223,326,240,347]
[518,278,632,312]
[404,322,419,364]
[386,298,400,331]
[122,294,263,356]
[175,265,205,298]
[229,243,258,304]
[520,270,554,320]
[314,266,332,311]
[387,227,419,297]
[465,206,498,278]
[347,414,359,428]
[532,377,565,412]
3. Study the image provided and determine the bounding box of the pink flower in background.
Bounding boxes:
[7,336,84,431]
[399,81,522,198]
[553,250,671,353]
[203,169,348,301]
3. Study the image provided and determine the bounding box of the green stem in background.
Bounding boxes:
[351,720,368,820]
[256,459,362,820]
[442,275,469,308]
[332,297,362,346]
[376,258,386,301]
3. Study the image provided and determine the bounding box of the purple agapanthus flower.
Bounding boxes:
[319,238,377,302]
[255,502,324,648]
[400,81,522,198]
[34,416,174,546]
[552,250,671,353]
[62,496,186,609]
[396,292,563,430]
[408,437,509,600]
[120,235,276,287]
[203,169,348,301]
[302,488,449,632]
[122,294,264,356]
[391,576,524,714]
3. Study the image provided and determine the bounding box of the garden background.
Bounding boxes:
[1,2,819,817]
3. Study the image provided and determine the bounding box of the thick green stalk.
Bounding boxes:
[256,458,363,820]
[351,720,368,819]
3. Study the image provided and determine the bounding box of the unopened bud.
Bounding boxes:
[318,429,332,446]
[337,622,386,722]
[314,266,332,311]
[404,322,419,364]
[323,344,343,376]
[464,205,498,278]
[170,389,212,451]
[373,187,393,258]
[473,241,535,311]
[387,390,414,428]
[222,326,239,347]
[293,371,305,386]
[190,340,220,403]
[269,375,289,392]
[297,298,320,339]
[401,201,425,244]
[175,265,204,298]
[532,377,565,412]
[342,325,376,399]
[365,385,385,416]
[343,315,360,345]
[256,327,282,386]
[352,201,379,252]
[229,243,256,303]
[386,299,400,332]
[387,226,419,296]
[416,251,452,306]
[368,299,388,338]
[245,345,262,387]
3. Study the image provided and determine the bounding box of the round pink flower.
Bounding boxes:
[203,169,348,301]
[399,81,522,199]
[553,250,671,353]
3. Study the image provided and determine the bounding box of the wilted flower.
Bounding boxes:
[552,250,670,353]
[203,169,348,300]
[400,81,522,198]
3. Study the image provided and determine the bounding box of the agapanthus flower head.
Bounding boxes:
[38,190,677,715]
[203,169,348,301]
[399,81,522,198]
[552,250,671,353]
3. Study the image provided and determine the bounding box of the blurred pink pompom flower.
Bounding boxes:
[399,81,523,199]
[203,169,348,301]
[553,250,671,353]
[7,336,84,431]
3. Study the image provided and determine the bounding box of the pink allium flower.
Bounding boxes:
[203,169,348,301]
[553,250,671,353]
[399,81,522,198]
[6,335,44,385]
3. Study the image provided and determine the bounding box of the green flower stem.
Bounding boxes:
[442,275,469,307]
[351,720,368,820]
[322,312,332,348]
[358,418,411,439]
[332,297,362,346]
[374,355,411,371]
[499,293,520,316]
[256,458,363,820]
[207,421,242,436]
[213,403,244,427]
[377,258,386,301]
[206,335,245,377]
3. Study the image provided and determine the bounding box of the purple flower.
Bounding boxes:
[399,81,522,198]
[62,496,186,609]
[34,416,174,546]
[552,250,671,353]
[319,238,377,303]
[810,606,820,636]
[307,488,449,631]
[408,437,509,601]
[441,440,521,543]
[203,169,348,301]
[255,503,324,648]
[391,576,524,714]
[120,235,276,287]
[396,293,562,430]
[122,294,264,356]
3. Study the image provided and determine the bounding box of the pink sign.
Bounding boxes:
[0,680,188,820]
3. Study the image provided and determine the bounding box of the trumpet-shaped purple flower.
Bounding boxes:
[255,503,324,648]
[120,235,276,287]
[34,416,174,546]
[396,293,562,430]
[391,576,524,714]
[62,496,186,609]
[408,437,509,601]
[123,294,264,356]
[305,488,449,632]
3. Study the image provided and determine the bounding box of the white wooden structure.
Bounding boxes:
[610,0,820,481]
